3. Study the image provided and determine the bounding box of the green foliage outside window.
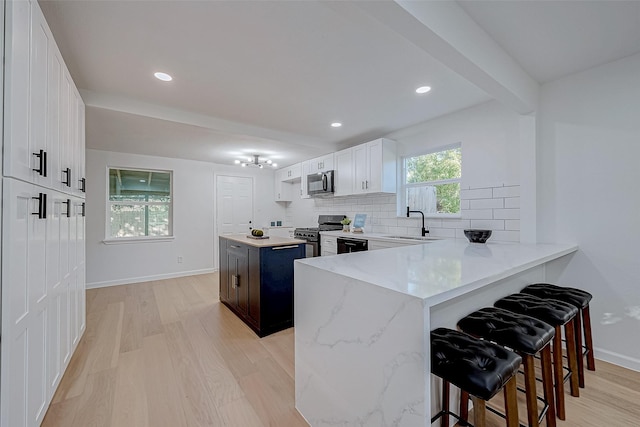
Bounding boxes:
[405,147,461,214]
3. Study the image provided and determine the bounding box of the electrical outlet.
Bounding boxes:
[178,256,183,263]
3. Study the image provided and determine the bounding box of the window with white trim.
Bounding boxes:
[108,168,173,238]
[401,144,461,216]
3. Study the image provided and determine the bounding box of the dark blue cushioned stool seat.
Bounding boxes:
[494,293,580,421]
[458,307,557,427]
[522,283,596,387]
[431,328,521,427]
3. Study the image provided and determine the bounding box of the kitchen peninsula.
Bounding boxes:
[219,235,305,337]
[294,239,578,426]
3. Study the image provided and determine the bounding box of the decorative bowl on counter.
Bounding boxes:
[464,229,492,243]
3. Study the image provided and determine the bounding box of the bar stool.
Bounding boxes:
[431,328,522,427]
[494,293,579,421]
[521,283,595,388]
[458,307,556,427]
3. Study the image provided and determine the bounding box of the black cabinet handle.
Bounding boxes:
[62,168,71,187]
[31,193,47,219]
[82,202,86,217]
[32,150,47,177]
[79,177,86,192]
[63,199,71,217]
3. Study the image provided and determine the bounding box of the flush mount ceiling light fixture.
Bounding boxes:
[237,154,278,169]
[154,72,173,82]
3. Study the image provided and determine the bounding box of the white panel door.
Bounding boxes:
[216,175,254,236]
[1,178,49,427]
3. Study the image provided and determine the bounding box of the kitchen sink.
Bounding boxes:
[382,235,439,241]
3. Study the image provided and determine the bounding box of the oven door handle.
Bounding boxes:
[322,173,327,191]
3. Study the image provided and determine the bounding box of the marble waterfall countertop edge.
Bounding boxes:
[296,240,578,306]
[220,234,305,248]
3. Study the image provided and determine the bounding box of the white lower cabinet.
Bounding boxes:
[1,178,86,427]
[321,235,338,256]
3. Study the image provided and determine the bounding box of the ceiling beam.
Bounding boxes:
[80,90,333,150]
[351,1,539,114]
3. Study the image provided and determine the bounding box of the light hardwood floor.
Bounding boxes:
[42,273,640,427]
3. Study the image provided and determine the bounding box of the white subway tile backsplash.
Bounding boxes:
[287,184,520,242]
[493,186,520,198]
[505,220,520,231]
[504,197,520,209]
[440,219,471,229]
[461,188,493,200]
[494,209,520,220]
[470,219,505,230]
[462,209,494,220]
[470,198,504,209]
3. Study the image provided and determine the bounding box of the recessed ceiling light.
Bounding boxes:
[272,163,278,168]
[416,86,431,94]
[139,179,146,183]
[234,160,240,164]
[331,122,342,128]
[154,72,173,82]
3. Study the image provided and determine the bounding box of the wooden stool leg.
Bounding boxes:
[553,326,566,420]
[471,396,487,427]
[574,308,585,388]
[441,380,450,427]
[565,319,580,397]
[541,345,557,427]
[503,376,519,427]
[459,390,469,426]
[583,306,596,371]
[523,354,539,427]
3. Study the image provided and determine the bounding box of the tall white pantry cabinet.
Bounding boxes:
[1,0,87,426]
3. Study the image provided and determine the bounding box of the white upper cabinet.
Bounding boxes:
[300,160,310,198]
[352,138,396,195]
[280,163,301,182]
[308,153,334,174]
[334,148,353,196]
[274,169,293,202]
[4,0,85,197]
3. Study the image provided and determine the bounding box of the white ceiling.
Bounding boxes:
[39,1,640,167]
[458,0,640,83]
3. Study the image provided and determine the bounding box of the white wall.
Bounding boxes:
[538,53,640,370]
[86,149,285,287]
[286,101,522,241]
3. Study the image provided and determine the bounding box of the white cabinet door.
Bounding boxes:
[321,235,338,256]
[300,161,310,198]
[274,169,293,202]
[46,193,64,395]
[1,179,49,427]
[4,1,52,187]
[309,153,334,173]
[334,148,353,196]
[352,143,368,194]
[281,163,301,182]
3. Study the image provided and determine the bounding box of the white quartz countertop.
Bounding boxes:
[296,239,578,306]
[221,234,305,248]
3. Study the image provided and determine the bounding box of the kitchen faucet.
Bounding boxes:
[406,206,429,236]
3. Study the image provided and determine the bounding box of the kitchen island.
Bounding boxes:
[219,234,305,337]
[294,239,578,426]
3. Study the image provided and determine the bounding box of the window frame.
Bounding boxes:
[104,166,174,243]
[398,143,462,219]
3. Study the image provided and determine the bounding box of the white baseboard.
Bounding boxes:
[87,268,218,289]
[594,347,640,372]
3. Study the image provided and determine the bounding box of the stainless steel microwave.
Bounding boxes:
[307,170,334,196]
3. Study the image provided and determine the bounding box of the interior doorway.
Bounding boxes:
[215,175,254,266]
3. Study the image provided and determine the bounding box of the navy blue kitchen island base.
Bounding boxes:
[219,235,305,337]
